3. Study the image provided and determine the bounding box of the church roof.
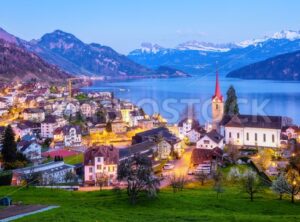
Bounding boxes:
[212,70,223,102]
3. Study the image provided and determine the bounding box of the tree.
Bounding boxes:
[117,154,160,204]
[22,168,42,188]
[225,143,239,164]
[96,109,107,123]
[227,167,241,184]
[285,168,300,203]
[224,85,239,116]
[257,149,273,170]
[240,170,260,201]
[271,172,289,200]
[195,171,208,186]
[1,125,17,168]
[213,170,224,199]
[168,174,188,193]
[106,122,112,133]
[64,171,77,184]
[96,173,109,191]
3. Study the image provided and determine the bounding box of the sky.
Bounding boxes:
[1,0,300,53]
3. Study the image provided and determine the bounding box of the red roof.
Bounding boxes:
[212,70,223,102]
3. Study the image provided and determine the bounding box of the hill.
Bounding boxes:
[0,39,70,83]
[226,50,300,81]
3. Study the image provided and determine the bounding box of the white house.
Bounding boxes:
[63,125,82,147]
[196,130,224,149]
[80,102,97,118]
[186,129,202,143]
[220,115,291,149]
[11,161,75,185]
[17,141,42,160]
[84,146,119,186]
[23,108,45,123]
[64,102,79,117]
[178,118,200,139]
[41,116,58,138]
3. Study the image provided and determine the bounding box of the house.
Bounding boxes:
[63,125,82,147]
[17,141,42,160]
[281,126,300,140]
[53,127,64,142]
[11,161,75,186]
[119,141,157,162]
[13,122,40,138]
[64,102,79,117]
[137,119,154,130]
[0,97,8,109]
[178,118,200,139]
[129,110,144,127]
[120,102,134,123]
[220,115,291,149]
[41,115,58,138]
[132,127,182,159]
[111,120,127,134]
[196,130,224,149]
[191,147,223,174]
[80,102,97,118]
[0,108,8,116]
[186,128,203,143]
[23,108,45,123]
[84,146,119,186]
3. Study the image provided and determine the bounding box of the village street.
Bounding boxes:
[160,146,194,188]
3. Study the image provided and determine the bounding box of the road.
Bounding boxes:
[160,146,194,187]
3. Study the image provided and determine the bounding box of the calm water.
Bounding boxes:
[83,76,300,124]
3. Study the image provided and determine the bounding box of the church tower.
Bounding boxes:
[212,70,224,129]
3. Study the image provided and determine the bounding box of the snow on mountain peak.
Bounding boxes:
[176,40,236,52]
[237,30,300,48]
[140,42,164,53]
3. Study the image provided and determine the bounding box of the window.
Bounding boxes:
[246,132,249,141]
[97,165,102,170]
[237,133,240,139]
[272,134,275,143]
[255,133,257,141]
[216,104,219,110]
[204,140,210,144]
[89,175,93,181]
[97,157,101,162]
[229,132,232,138]
[263,134,266,142]
[89,167,93,173]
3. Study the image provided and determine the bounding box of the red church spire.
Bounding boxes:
[213,69,223,101]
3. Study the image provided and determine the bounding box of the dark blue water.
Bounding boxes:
[82,76,300,124]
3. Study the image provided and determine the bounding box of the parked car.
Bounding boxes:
[163,163,175,170]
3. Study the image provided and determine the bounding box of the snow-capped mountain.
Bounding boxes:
[128,30,300,75]
[176,41,238,52]
[140,42,165,53]
[237,30,300,47]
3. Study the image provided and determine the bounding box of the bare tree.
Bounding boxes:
[271,172,289,200]
[195,171,208,186]
[240,170,260,202]
[212,170,224,199]
[285,169,300,203]
[227,167,241,184]
[96,173,109,191]
[117,154,160,204]
[168,174,188,193]
[225,143,239,164]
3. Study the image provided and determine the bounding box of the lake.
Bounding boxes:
[82,76,300,124]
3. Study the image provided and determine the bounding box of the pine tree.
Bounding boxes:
[1,125,17,164]
[224,85,239,115]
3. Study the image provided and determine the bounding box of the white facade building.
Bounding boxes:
[220,115,290,148]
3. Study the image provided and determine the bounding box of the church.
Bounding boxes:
[211,71,291,149]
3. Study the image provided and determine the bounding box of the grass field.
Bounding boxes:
[64,153,84,165]
[0,183,299,222]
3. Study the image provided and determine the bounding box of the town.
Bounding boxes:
[0,71,299,196]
